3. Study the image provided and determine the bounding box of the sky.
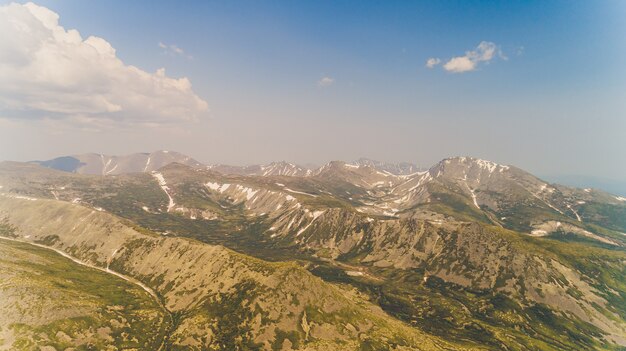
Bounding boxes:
[0,0,625,180]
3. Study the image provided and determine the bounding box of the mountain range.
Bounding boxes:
[32,150,204,175]
[32,151,424,178]
[1,151,625,350]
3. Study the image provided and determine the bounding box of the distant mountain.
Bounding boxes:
[543,174,626,197]
[32,152,428,179]
[207,158,424,178]
[353,157,424,175]
[208,161,311,177]
[32,150,203,175]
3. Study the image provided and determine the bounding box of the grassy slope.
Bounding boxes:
[0,197,484,351]
[0,237,167,350]
[47,180,626,349]
[1,164,625,350]
[307,220,626,351]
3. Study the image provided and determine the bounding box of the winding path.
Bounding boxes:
[0,235,173,350]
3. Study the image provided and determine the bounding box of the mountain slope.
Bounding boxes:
[0,195,477,351]
[32,150,203,175]
[1,157,625,350]
[0,235,167,350]
[208,161,312,177]
[353,158,423,176]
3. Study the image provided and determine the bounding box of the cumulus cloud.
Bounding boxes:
[425,58,441,68]
[0,2,208,126]
[317,76,335,87]
[441,41,502,73]
[159,41,192,59]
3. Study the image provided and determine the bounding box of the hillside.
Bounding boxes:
[0,157,625,350]
[0,195,476,350]
[0,236,167,350]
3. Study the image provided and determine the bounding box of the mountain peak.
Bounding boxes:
[32,150,202,175]
[354,157,422,175]
[430,156,511,177]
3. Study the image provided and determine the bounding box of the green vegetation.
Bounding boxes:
[578,201,626,232]
[0,239,168,350]
[1,161,625,350]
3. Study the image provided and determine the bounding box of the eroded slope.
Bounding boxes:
[0,196,477,351]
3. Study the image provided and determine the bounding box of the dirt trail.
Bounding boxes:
[0,235,173,351]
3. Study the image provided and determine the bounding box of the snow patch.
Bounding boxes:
[286,217,296,230]
[205,182,221,191]
[311,210,325,219]
[462,179,480,209]
[242,187,258,200]
[12,195,37,201]
[143,157,151,172]
[346,271,364,277]
[105,164,118,175]
[152,172,175,212]
[297,210,325,236]
[530,189,564,215]
[102,158,112,176]
[567,204,582,222]
[284,188,318,197]
[398,170,427,180]
[475,159,498,173]
[468,187,479,208]
[403,173,432,193]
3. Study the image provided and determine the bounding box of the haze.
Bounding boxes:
[0,0,625,180]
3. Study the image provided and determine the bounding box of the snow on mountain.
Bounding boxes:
[33,150,203,175]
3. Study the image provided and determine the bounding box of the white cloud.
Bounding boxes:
[317,76,335,87]
[442,41,502,73]
[159,41,192,59]
[0,2,208,126]
[443,56,476,73]
[425,58,441,68]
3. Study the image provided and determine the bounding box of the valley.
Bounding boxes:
[1,154,625,350]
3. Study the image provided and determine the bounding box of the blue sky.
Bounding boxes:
[0,0,625,180]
